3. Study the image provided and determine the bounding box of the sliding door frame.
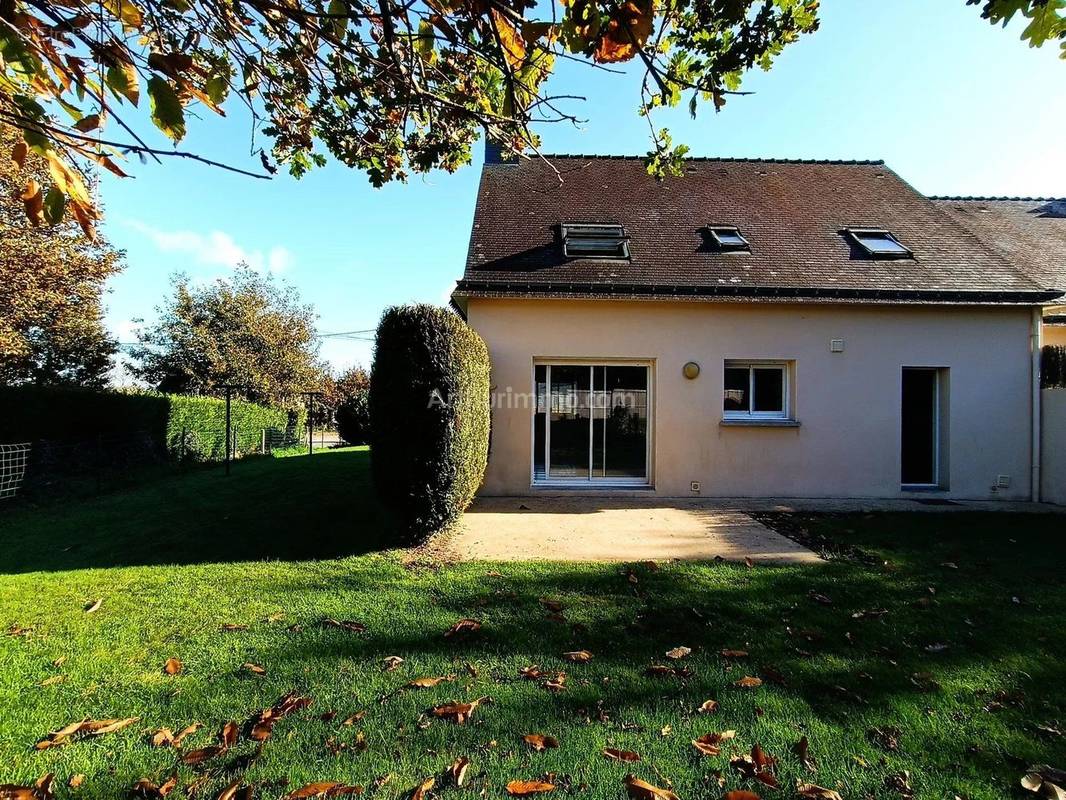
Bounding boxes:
[531,358,654,488]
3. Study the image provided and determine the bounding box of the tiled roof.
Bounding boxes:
[456,156,1059,305]
[931,197,1066,293]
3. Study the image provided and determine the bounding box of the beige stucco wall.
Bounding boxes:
[1044,325,1066,348]
[1042,389,1066,506]
[467,298,1036,500]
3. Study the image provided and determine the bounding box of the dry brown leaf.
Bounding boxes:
[691,731,735,756]
[0,775,55,800]
[430,697,486,724]
[796,782,843,800]
[242,663,266,676]
[697,700,719,714]
[215,779,244,800]
[722,793,761,800]
[180,744,227,765]
[563,650,593,663]
[39,675,65,687]
[247,692,313,741]
[522,733,559,752]
[11,140,28,169]
[84,599,102,614]
[506,781,556,796]
[410,778,435,800]
[443,619,481,637]
[171,722,202,746]
[322,619,367,633]
[220,721,240,747]
[623,775,679,800]
[540,599,564,613]
[281,783,363,799]
[68,775,84,789]
[36,718,139,749]
[1021,765,1066,799]
[734,676,763,688]
[448,758,470,787]
[752,742,776,771]
[665,646,691,660]
[544,674,567,692]
[408,676,451,688]
[382,656,404,671]
[792,736,816,771]
[221,623,248,632]
[150,728,174,747]
[603,748,640,762]
[130,775,178,799]
[520,666,546,680]
[342,712,365,726]
[164,658,183,675]
[720,649,749,659]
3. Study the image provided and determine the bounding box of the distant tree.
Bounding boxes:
[0,126,122,388]
[4,0,1060,231]
[325,365,371,444]
[131,267,322,406]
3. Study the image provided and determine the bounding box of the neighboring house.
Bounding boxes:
[451,153,1063,500]
[931,197,1066,347]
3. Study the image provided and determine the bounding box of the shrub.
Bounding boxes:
[370,304,490,542]
[166,394,295,461]
[336,389,371,445]
[1043,345,1066,389]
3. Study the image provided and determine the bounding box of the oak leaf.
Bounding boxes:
[506,781,555,795]
[522,734,559,751]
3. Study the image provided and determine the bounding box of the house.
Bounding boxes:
[450,153,1063,500]
[930,197,1066,347]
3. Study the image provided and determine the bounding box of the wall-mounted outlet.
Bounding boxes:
[830,338,845,353]
[690,481,701,493]
[996,474,1011,489]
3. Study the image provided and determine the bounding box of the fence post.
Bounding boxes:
[261,428,267,455]
[180,426,186,462]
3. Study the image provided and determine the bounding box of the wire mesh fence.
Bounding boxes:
[0,423,341,503]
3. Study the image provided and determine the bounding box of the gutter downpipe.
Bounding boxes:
[1031,306,1042,503]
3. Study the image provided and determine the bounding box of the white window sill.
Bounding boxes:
[720,418,800,428]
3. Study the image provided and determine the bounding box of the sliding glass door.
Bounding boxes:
[533,363,650,485]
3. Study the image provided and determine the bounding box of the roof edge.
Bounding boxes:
[453,279,1062,306]
[520,154,886,166]
[930,195,1065,202]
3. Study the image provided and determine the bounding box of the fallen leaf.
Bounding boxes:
[1022,765,1066,799]
[722,793,761,800]
[603,748,640,762]
[523,734,559,752]
[84,599,102,614]
[430,697,487,724]
[242,663,266,676]
[563,650,593,663]
[281,783,363,799]
[246,691,313,741]
[720,649,749,659]
[180,744,227,765]
[734,676,763,688]
[342,712,365,726]
[520,666,546,680]
[448,757,470,787]
[0,775,56,800]
[665,646,691,660]
[540,599,564,613]
[868,726,901,752]
[408,676,451,688]
[215,779,246,800]
[164,658,183,675]
[130,775,177,799]
[796,782,843,800]
[697,700,719,714]
[544,674,567,692]
[150,728,174,747]
[792,736,816,771]
[623,775,679,800]
[382,656,404,671]
[68,775,84,789]
[808,591,833,606]
[36,718,139,749]
[443,619,481,637]
[321,619,367,633]
[220,721,240,747]
[691,731,736,756]
[506,781,555,796]
[752,743,776,770]
[171,722,203,746]
[221,623,248,632]
[39,675,66,687]
[409,777,434,800]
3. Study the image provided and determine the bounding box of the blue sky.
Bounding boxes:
[101,1,1066,374]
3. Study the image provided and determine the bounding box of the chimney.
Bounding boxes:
[484,137,518,166]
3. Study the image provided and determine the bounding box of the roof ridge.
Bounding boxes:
[533,154,885,166]
[929,195,1065,202]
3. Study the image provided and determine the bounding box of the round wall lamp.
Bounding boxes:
[682,361,701,380]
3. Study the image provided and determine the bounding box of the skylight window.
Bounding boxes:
[846,228,913,259]
[561,223,629,259]
[707,226,751,252]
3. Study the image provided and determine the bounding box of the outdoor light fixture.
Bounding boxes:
[683,361,700,379]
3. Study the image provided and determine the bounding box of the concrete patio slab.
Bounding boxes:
[444,496,821,563]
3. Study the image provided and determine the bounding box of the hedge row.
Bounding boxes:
[0,385,305,462]
[370,304,490,542]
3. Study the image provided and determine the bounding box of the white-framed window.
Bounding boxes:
[723,361,790,419]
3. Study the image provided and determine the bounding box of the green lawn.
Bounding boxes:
[1,449,1064,800]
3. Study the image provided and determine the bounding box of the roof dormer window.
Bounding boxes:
[846,228,913,259]
[561,223,629,259]
[707,226,751,252]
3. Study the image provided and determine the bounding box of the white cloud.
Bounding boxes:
[124,219,293,274]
